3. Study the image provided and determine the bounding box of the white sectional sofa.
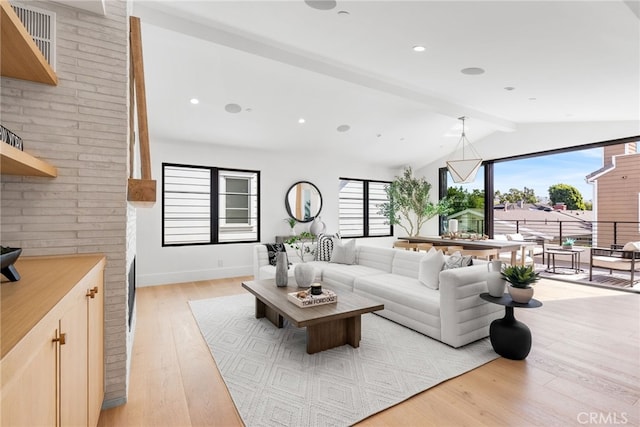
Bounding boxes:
[253,243,502,348]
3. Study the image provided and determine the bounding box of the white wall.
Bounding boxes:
[136,138,399,286]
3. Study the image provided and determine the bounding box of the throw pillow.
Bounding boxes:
[622,241,640,251]
[264,243,286,266]
[443,251,473,270]
[418,248,445,290]
[315,233,337,261]
[330,238,356,265]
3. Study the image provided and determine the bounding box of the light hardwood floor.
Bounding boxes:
[98,277,640,427]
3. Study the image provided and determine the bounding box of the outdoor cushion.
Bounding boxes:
[622,241,640,251]
[592,256,640,271]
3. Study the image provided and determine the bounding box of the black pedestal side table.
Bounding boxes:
[480,293,542,360]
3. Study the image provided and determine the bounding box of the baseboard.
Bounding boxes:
[137,265,253,287]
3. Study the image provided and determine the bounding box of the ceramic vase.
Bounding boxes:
[309,216,326,236]
[486,260,506,297]
[275,252,288,287]
[294,263,316,288]
[508,285,534,304]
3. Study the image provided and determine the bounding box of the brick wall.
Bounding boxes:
[1,0,131,406]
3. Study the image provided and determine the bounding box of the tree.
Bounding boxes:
[379,167,451,236]
[548,183,586,210]
[447,186,484,212]
[495,187,537,209]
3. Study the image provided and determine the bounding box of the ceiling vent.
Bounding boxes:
[11,4,56,70]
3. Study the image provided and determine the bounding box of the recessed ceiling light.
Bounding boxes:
[298,118,306,124]
[337,10,350,15]
[337,124,350,132]
[504,86,515,91]
[529,97,537,101]
[305,0,336,11]
[461,67,485,75]
[224,103,242,113]
[412,45,426,52]
[190,98,199,104]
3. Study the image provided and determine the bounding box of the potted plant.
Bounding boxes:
[501,265,540,303]
[562,237,575,250]
[378,167,451,237]
[284,217,297,234]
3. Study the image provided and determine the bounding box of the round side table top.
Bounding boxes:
[480,292,543,309]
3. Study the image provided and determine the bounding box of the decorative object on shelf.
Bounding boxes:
[562,237,575,250]
[486,260,506,297]
[1,246,22,282]
[501,265,540,303]
[309,216,326,235]
[1,125,23,151]
[275,252,288,287]
[294,263,316,288]
[285,231,316,262]
[284,217,297,234]
[378,166,451,236]
[446,116,482,183]
[285,181,322,223]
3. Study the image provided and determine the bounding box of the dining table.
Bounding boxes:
[402,236,526,265]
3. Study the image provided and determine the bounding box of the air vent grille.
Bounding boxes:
[11,4,56,70]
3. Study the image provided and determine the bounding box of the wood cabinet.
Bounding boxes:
[1,254,106,426]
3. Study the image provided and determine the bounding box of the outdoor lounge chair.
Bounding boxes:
[589,242,640,287]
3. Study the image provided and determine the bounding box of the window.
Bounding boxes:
[163,164,259,246]
[339,178,392,237]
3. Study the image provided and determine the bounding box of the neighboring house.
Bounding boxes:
[586,142,640,247]
[448,208,484,234]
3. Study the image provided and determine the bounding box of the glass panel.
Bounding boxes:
[445,166,485,235]
[339,179,363,237]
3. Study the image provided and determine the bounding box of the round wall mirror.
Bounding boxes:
[285,181,322,223]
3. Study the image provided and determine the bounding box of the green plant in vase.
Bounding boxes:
[285,231,316,262]
[562,237,575,249]
[284,217,297,234]
[501,265,540,303]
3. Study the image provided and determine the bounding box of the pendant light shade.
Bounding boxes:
[446,116,482,183]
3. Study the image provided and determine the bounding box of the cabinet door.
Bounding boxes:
[59,289,88,426]
[87,274,104,427]
[0,326,58,426]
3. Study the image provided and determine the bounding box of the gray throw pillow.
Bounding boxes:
[443,251,473,270]
[330,238,356,265]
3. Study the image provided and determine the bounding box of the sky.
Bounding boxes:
[494,148,603,202]
[456,147,605,203]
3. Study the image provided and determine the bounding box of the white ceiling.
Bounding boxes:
[133,0,640,169]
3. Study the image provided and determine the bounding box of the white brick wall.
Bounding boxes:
[1,0,131,407]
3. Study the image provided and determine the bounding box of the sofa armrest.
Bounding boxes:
[253,244,269,279]
[438,264,502,348]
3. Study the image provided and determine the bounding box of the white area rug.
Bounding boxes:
[189,293,498,427]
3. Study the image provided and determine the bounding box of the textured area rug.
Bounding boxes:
[189,293,498,427]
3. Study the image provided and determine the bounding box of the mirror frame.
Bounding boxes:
[285,181,323,223]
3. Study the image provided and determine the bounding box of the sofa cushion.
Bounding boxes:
[622,241,640,251]
[321,263,385,292]
[443,251,473,270]
[356,245,395,272]
[419,249,445,290]
[330,238,356,264]
[354,273,440,317]
[391,249,426,279]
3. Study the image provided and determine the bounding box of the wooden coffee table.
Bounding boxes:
[241,279,384,354]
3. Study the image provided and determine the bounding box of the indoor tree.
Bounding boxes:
[378,167,451,236]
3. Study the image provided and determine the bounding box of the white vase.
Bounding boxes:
[309,216,326,236]
[486,260,506,297]
[508,285,534,304]
[294,263,316,288]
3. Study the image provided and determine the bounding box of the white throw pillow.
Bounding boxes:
[418,248,445,290]
[330,238,356,265]
[622,241,640,251]
[506,233,525,241]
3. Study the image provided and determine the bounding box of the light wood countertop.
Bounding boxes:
[1,254,106,358]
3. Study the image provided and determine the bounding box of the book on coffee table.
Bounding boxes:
[287,289,337,308]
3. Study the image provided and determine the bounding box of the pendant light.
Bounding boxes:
[446,116,482,183]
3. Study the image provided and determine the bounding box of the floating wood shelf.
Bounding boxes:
[0,143,57,177]
[0,0,57,85]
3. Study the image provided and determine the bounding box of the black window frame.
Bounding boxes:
[162,163,260,246]
[338,177,393,238]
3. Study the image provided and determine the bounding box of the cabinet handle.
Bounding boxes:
[53,333,66,345]
[91,286,99,294]
[86,286,98,298]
